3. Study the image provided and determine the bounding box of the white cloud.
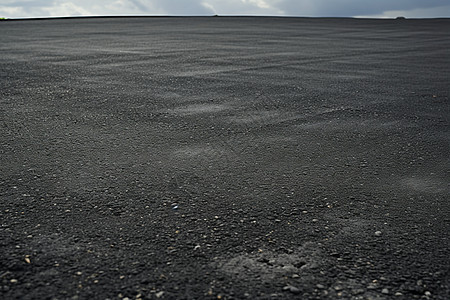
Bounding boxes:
[103,0,150,15]
[42,2,92,16]
[0,6,24,16]
[247,0,272,10]
[201,0,282,15]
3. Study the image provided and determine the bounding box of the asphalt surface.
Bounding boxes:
[0,17,449,300]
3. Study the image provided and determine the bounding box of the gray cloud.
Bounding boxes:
[151,0,214,15]
[128,0,149,12]
[374,5,450,19]
[278,0,448,16]
[0,0,449,18]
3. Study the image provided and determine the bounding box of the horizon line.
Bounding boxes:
[2,15,449,21]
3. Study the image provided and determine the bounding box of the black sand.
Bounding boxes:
[1,17,449,299]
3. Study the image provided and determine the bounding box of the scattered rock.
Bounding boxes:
[270,293,279,297]
[352,289,365,295]
[282,264,297,272]
[155,291,164,298]
[316,284,325,289]
[283,285,301,294]
[375,231,382,237]
[382,288,389,294]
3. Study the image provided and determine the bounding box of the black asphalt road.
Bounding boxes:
[1,17,449,299]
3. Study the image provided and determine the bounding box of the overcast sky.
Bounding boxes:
[1,0,449,18]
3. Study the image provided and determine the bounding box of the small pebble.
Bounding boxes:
[425,291,431,296]
[375,231,382,236]
[395,292,403,296]
[382,288,389,294]
[155,291,164,298]
[316,284,325,289]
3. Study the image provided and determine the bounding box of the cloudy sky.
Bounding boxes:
[1,0,449,18]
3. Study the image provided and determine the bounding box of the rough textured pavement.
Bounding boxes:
[1,17,449,299]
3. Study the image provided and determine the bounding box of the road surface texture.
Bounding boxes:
[1,17,449,299]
